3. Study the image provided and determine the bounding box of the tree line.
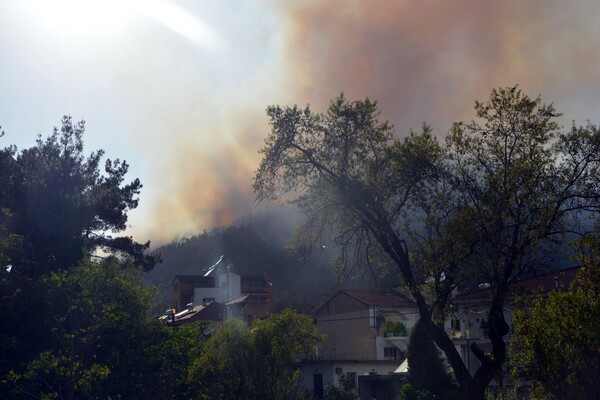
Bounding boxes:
[0,120,324,399]
[254,86,600,399]
[145,214,401,314]
[3,86,600,399]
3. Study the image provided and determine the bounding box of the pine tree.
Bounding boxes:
[406,319,452,398]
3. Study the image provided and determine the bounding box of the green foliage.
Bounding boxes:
[406,319,452,397]
[396,383,430,400]
[6,351,110,400]
[151,321,209,399]
[0,116,158,276]
[324,385,360,400]
[510,236,600,400]
[444,86,562,280]
[254,87,600,399]
[255,95,443,279]
[251,309,327,400]
[324,373,360,400]
[483,385,524,400]
[189,309,325,400]
[0,118,205,399]
[386,320,408,336]
[190,317,253,400]
[1,259,184,400]
[397,383,460,400]
[0,208,21,273]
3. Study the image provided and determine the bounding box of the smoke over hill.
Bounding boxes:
[144,209,400,312]
[132,1,600,247]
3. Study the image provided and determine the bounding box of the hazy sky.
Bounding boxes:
[2,0,600,246]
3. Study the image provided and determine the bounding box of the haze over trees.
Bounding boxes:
[0,118,328,400]
[3,87,600,398]
[145,213,400,312]
[254,86,600,399]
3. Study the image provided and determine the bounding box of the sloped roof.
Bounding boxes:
[312,289,417,314]
[227,294,270,306]
[164,301,227,326]
[452,266,580,303]
[394,358,409,374]
[173,275,216,285]
[174,274,271,288]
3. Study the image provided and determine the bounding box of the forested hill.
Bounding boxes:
[144,211,384,312]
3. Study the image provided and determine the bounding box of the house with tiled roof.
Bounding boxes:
[171,269,273,324]
[298,289,419,400]
[445,266,580,379]
[298,268,580,398]
[171,275,217,312]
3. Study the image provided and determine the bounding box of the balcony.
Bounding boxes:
[451,328,489,340]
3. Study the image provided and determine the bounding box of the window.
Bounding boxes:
[384,347,397,360]
[346,372,357,389]
[313,374,323,398]
[451,318,461,331]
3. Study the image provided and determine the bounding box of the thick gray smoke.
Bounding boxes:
[123,0,600,244]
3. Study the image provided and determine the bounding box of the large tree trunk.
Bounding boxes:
[382,225,507,400]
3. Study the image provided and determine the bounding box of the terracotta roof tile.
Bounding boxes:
[312,289,417,313]
[452,266,580,303]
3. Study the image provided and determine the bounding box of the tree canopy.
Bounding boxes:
[404,319,452,398]
[0,117,165,399]
[510,236,600,400]
[254,87,600,399]
[188,309,324,400]
[0,116,158,276]
[1,259,191,400]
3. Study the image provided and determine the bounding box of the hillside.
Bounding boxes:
[144,210,396,312]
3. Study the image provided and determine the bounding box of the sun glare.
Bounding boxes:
[23,0,223,49]
[23,0,136,33]
[140,1,224,50]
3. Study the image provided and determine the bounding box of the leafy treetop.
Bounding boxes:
[254,87,600,400]
[0,116,159,276]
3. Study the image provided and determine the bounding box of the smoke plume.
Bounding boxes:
[131,0,600,245]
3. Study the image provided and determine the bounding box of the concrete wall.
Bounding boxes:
[297,361,403,399]
[315,294,378,361]
[445,303,516,377]
[172,280,199,311]
[217,271,241,303]
[192,271,241,305]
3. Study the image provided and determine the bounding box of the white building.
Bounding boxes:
[298,289,418,399]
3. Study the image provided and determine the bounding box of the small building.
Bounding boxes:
[446,266,580,380]
[298,289,419,399]
[172,275,216,312]
[171,268,273,323]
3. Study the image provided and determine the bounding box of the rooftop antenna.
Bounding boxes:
[203,255,224,277]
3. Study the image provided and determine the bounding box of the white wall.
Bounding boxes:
[218,271,241,303]
[193,271,241,304]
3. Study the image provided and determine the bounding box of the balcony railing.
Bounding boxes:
[451,328,489,339]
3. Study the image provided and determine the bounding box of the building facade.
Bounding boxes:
[298,289,419,399]
[171,270,273,322]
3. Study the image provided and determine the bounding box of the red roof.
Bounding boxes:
[452,266,580,303]
[312,289,417,314]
